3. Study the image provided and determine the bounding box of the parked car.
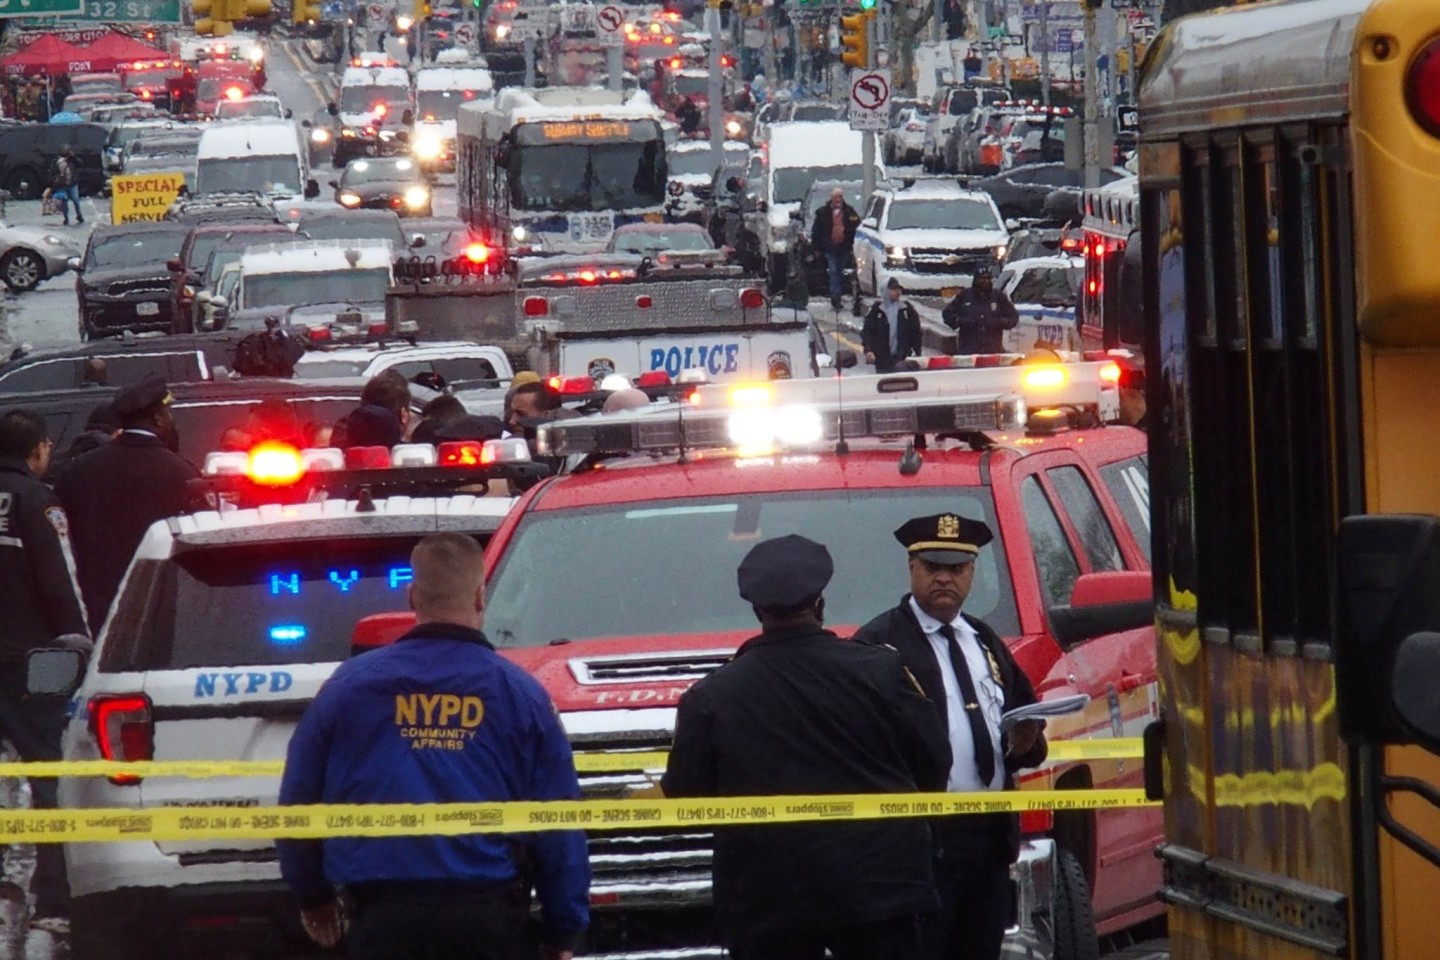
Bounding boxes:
[997,254,1084,353]
[75,221,190,340]
[0,221,82,293]
[0,122,107,199]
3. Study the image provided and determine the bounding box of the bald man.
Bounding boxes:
[278,533,590,960]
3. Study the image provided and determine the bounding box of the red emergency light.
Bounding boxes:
[438,440,483,467]
[522,296,549,317]
[636,371,671,388]
[635,294,653,309]
[224,85,244,101]
[739,288,765,309]
[247,442,305,487]
[373,102,388,117]
[345,446,393,469]
[546,375,595,396]
[464,241,491,264]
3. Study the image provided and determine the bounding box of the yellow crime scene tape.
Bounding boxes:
[0,739,1142,780]
[0,789,1158,845]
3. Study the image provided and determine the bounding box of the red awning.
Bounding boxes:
[0,35,117,77]
[84,32,168,66]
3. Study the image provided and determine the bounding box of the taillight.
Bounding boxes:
[522,296,548,317]
[1407,36,1440,137]
[87,694,153,785]
[635,294,653,309]
[739,288,765,309]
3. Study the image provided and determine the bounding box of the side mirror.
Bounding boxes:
[1047,570,1153,648]
[67,256,82,272]
[1336,514,1440,746]
[789,209,803,221]
[305,179,320,199]
[725,176,742,192]
[401,109,414,126]
[285,108,294,119]
[832,347,859,370]
[756,200,767,213]
[302,118,313,128]
[327,101,339,116]
[328,179,339,189]
[1005,218,1020,231]
[410,235,426,248]
[27,646,87,697]
[166,258,183,273]
[814,352,833,369]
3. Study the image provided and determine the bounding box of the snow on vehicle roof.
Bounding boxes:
[882,179,988,201]
[239,240,395,275]
[1003,255,1082,273]
[341,66,411,87]
[415,66,494,93]
[669,138,747,154]
[485,86,663,124]
[197,120,302,158]
[169,495,516,544]
[766,120,864,162]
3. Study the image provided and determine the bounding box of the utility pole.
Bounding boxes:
[607,42,622,91]
[1038,0,1050,107]
[523,36,535,86]
[1082,0,1099,188]
[860,11,876,211]
[707,1,725,174]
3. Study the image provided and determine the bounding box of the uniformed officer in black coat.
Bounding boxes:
[662,534,951,960]
[940,268,1019,355]
[0,409,89,928]
[56,375,200,630]
[853,514,1049,960]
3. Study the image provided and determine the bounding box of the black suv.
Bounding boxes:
[75,222,190,340]
[0,122,107,199]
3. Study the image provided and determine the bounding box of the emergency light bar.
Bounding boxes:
[535,361,1119,458]
[191,440,544,502]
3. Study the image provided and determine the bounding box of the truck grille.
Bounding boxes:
[575,731,714,911]
[106,278,170,297]
[907,248,995,276]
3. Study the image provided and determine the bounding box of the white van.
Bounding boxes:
[411,59,493,172]
[194,120,319,205]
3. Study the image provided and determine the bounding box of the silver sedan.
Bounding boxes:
[0,223,82,293]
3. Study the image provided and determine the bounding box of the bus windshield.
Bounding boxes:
[509,141,667,212]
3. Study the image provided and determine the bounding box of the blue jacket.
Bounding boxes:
[277,623,590,947]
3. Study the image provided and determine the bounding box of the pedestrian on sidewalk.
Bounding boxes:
[53,148,82,227]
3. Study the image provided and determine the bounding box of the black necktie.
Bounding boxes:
[939,623,996,786]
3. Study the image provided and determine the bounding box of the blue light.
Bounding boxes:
[269,625,307,646]
[389,566,413,589]
[329,569,360,592]
[270,573,300,596]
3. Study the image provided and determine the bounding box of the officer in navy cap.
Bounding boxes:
[854,515,1048,960]
[665,535,950,960]
[940,265,1020,355]
[56,374,198,629]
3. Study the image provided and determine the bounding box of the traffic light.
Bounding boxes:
[412,0,429,20]
[840,11,872,69]
[857,0,875,9]
[233,0,271,19]
[291,0,322,24]
[194,0,233,36]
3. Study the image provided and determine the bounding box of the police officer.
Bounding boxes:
[278,533,589,960]
[663,535,950,960]
[56,374,199,630]
[0,410,88,933]
[940,268,1019,355]
[853,515,1049,960]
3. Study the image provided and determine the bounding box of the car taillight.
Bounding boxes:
[635,294,653,309]
[739,287,765,309]
[1407,36,1440,137]
[87,694,153,785]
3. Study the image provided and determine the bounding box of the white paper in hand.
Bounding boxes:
[1001,694,1090,734]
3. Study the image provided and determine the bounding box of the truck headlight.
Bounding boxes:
[404,186,430,209]
[412,133,443,160]
[885,244,907,265]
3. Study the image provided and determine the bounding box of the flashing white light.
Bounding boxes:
[726,405,824,451]
[724,118,742,136]
[310,127,332,143]
[599,373,632,392]
[403,186,431,209]
[247,47,264,63]
[395,13,414,31]
[494,23,511,40]
[412,133,443,160]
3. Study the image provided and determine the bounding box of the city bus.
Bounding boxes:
[1079,175,1142,352]
[455,87,669,259]
[1138,1,1440,958]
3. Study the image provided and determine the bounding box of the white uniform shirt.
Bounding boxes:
[909,597,1006,792]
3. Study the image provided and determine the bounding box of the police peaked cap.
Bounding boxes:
[894,513,994,566]
[737,534,834,611]
[110,373,172,420]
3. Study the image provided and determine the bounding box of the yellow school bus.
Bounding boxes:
[1139,1,1440,958]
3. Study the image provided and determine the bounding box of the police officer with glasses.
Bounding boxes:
[854,514,1049,960]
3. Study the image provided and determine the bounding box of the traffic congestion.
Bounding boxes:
[0,0,1335,958]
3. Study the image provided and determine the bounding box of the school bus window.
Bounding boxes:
[1020,476,1081,610]
[1250,142,1284,348]
[1291,140,1322,346]
[1183,143,1217,344]
[1047,466,1127,574]
[1215,142,1246,347]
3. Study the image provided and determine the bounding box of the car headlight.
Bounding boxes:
[512,226,528,242]
[724,118,743,136]
[412,134,443,160]
[339,191,362,207]
[42,235,67,246]
[995,244,1008,259]
[341,127,357,138]
[885,244,907,265]
[404,186,430,209]
[311,128,332,143]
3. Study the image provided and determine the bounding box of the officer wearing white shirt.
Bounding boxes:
[853,513,1048,960]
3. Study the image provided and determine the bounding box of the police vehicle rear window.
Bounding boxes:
[100,537,426,672]
[484,490,1019,645]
